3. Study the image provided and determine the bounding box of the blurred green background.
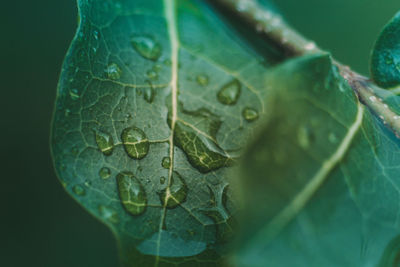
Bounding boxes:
[1,0,399,266]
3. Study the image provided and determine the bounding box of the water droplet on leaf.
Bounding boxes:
[217,79,241,105]
[69,88,80,100]
[98,205,119,224]
[146,70,158,80]
[116,171,147,216]
[99,167,111,179]
[131,35,161,61]
[159,172,187,209]
[297,126,313,149]
[121,127,149,159]
[93,30,100,40]
[160,177,166,184]
[161,157,171,169]
[94,129,114,156]
[328,132,338,144]
[196,74,209,86]
[143,85,155,103]
[242,107,259,122]
[105,63,122,80]
[73,185,86,196]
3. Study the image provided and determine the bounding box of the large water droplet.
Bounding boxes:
[242,107,259,122]
[116,171,147,216]
[161,157,171,169]
[72,185,86,196]
[159,172,187,209]
[121,127,149,159]
[170,106,235,173]
[196,74,209,86]
[131,35,161,61]
[99,167,111,179]
[98,205,119,224]
[94,129,114,156]
[105,63,122,80]
[217,79,241,105]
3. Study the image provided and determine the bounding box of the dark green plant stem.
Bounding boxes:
[215,0,400,137]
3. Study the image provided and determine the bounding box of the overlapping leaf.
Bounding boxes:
[371,11,400,88]
[235,54,400,267]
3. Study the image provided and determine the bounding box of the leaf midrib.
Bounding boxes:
[154,0,179,265]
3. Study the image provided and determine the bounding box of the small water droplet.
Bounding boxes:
[72,185,86,196]
[116,172,147,216]
[99,167,111,179]
[69,88,80,100]
[297,126,313,149]
[98,205,119,224]
[161,157,171,169]
[143,86,155,103]
[160,176,166,184]
[121,127,149,159]
[94,129,114,156]
[159,172,187,209]
[105,63,122,80]
[131,35,161,61]
[196,74,209,86]
[125,113,133,122]
[146,70,158,80]
[328,132,338,144]
[64,109,71,117]
[217,79,241,105]
[93,30,100,40]
[242,107,259,122]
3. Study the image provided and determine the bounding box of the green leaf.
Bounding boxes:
[371,11,400,88]
[51,0,284,265]
[235,54,400,266]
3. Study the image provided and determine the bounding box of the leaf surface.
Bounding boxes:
[51,0,283,265]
